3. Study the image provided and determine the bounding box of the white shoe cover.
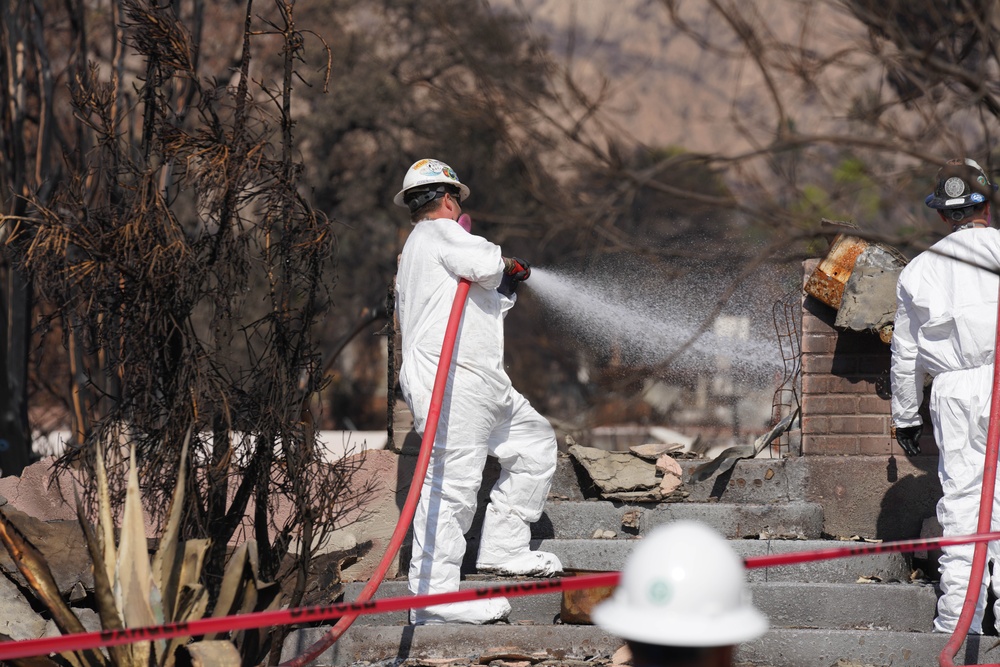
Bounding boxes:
[409,597,512,625]
[477,550,563,577]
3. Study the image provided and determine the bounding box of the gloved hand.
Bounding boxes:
[499,257,530,297]
[503,256,530,281]
[458,213,472,233]
[894,425,922,456]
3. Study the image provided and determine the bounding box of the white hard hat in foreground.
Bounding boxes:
[393,158,471,208]
[591,520,768,647]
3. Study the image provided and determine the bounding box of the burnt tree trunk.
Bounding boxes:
[0,260,33,476]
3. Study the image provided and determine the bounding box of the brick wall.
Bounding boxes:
[800,259,937,456]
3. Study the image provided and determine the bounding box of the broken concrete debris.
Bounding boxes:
[568,445,658,493]
[803,223,908,343]
[0,573,48,641]
[0,504,93,595]
[567,444,688,502]
[477,648,551,664]
[619,509,641,530]
[627,442,682,460]
[655,454,683,495]
[610,645,631,667]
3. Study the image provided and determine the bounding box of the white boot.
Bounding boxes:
[409,597,512,625]
[477,550,563,577]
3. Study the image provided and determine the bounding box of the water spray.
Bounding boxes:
[526,265,784,384]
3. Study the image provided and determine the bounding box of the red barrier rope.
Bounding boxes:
[3,530,1000,662]
[280,278,473,667]
[940,280,1000,667]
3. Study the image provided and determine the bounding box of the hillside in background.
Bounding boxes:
[491,1,869,155]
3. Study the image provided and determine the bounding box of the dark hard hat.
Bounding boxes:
[925,158,997,210]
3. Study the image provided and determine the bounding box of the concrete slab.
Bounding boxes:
[752,581,936,633]
[679,457,802,504]
[282,625,994,667]
[281,624,621,666]
[342,578,563,626]
[534,500,824,539]
[535,538,914,583]
[739,628,996,667]
[341,580,937,632]
[795,455,942,541]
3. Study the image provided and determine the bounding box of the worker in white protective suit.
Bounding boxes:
[394,158,563,625]
[891,157,1000,633]
[591,520,769,667]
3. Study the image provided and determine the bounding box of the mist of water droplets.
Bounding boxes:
[524,264,787,386]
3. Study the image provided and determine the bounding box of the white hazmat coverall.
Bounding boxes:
[891,227,1000,633]
[395,217,560,624]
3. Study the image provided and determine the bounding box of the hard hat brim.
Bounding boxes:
[591,597,769,647]
[393,182,471,208]
[925,193,983,210]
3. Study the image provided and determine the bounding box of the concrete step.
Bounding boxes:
[677,457,807,504]
[343,578,561,626]
[342,580,937,632]
[756,581,936,633]
[533,499,824,539]
[537,538,913,583]
[550,452,804,504]
[283,624,993,667]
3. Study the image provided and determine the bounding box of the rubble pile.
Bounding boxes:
[566,444,688,502]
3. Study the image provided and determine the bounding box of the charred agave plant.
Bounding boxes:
[0,429,281,667]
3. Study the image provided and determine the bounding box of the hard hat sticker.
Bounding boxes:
[417,160,447,176]
[944,176,966,198]
[647,579,672,605]
[971,193,986,203]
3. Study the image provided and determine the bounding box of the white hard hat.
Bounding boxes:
[591,520,768,647]
[393,158,471,208]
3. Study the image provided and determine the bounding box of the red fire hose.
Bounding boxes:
[939,282,1000,667]
[282,278,472,667]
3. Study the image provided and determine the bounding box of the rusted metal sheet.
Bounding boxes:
[804,233,869,310]
[560,569,616,624]
[805,227,908,343]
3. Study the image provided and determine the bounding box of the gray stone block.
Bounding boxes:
[341,579,937,632]
[282,625,989,667]
[534,500,824,539]
[535,538,913,583]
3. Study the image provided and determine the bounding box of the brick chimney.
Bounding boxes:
[800,259,937,456]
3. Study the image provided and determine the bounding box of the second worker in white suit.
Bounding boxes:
[394,158,563,625]
[891,157,1000,633]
